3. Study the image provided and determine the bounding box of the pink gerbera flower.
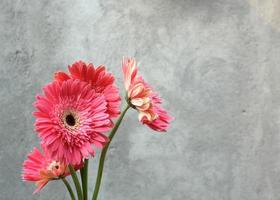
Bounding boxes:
[122,57,172,132]
[22,146,77,194]
[33,79,111,165]
[54,61,121,122]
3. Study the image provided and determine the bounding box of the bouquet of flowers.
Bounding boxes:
[21,57,172,200]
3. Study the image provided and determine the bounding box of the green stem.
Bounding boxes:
[92,104,130,200]
[80,159,89,200]
[69,165,83,200]
[62,177,76,200]
[80,167,84,196]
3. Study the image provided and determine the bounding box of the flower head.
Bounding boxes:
[33,79,111,165]
[122,57,172,132]
[22,146,76,194]
[54,61,121,121]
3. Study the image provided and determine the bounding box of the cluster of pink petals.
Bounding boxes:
[22,58,172,194]
[34,79,111,165]
[122,57,172,132]
[22,146,78,193]
[54,61,121,122]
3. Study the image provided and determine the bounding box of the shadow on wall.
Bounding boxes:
[247,0,280,31]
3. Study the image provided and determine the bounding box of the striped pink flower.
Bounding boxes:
[122,57,172,132]
[33,79,111,165]
[54,61,121,123]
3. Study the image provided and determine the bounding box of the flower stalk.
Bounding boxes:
[62,177,76,200]
[92,103,130,200]
[69,165,83,200]
[80,159,89,200]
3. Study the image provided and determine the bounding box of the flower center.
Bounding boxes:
[62,110,80,130]
[66,114,75,126]
[47,161,60,171]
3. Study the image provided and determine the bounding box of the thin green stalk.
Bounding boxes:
[80,167,85,196]
[62,177,76,200]
[92,104,130,200]
[80,159,89,200]
[69,165,83,200]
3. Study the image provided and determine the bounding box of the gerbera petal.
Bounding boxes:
[34,79,111,165]
[54,71,71,82]
[122,57,172,132]
[55,61,121,119]
[22,145,76,194]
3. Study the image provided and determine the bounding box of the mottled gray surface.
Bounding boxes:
[1,0,280,199]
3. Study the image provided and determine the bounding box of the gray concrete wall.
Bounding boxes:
[1,0,280,199]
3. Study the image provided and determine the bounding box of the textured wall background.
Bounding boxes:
[1,0,280,199]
